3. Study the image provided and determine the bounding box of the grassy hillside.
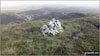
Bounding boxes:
[0,14,99,55]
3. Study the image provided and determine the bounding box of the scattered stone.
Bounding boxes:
[40,18,64,36]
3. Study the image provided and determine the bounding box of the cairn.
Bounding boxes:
[40,18,64,36]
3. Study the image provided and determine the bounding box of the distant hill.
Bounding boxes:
[18,7,99,15]
[32,12,86,20]
[18,7,98,20]
[1,12,25,24]
[1,7,99,24]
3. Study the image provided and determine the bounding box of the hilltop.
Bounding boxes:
[0,13,99,55]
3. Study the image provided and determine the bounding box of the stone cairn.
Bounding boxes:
[40,18,64,36]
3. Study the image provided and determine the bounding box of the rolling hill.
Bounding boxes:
[1,7,99,25]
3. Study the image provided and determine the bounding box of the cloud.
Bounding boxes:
[1,1,99,8]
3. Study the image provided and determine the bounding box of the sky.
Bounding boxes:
[1,1,99,9]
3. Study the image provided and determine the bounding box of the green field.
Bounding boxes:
[0,14,99,55]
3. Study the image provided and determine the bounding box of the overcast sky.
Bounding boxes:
[1,1,99,9]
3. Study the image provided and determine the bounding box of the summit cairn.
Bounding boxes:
[40,18,64,36]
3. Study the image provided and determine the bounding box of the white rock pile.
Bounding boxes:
[40,18,64,36]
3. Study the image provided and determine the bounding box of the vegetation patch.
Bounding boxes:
[0,14,99,55]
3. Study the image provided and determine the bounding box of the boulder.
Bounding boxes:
[40,18,64,36]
